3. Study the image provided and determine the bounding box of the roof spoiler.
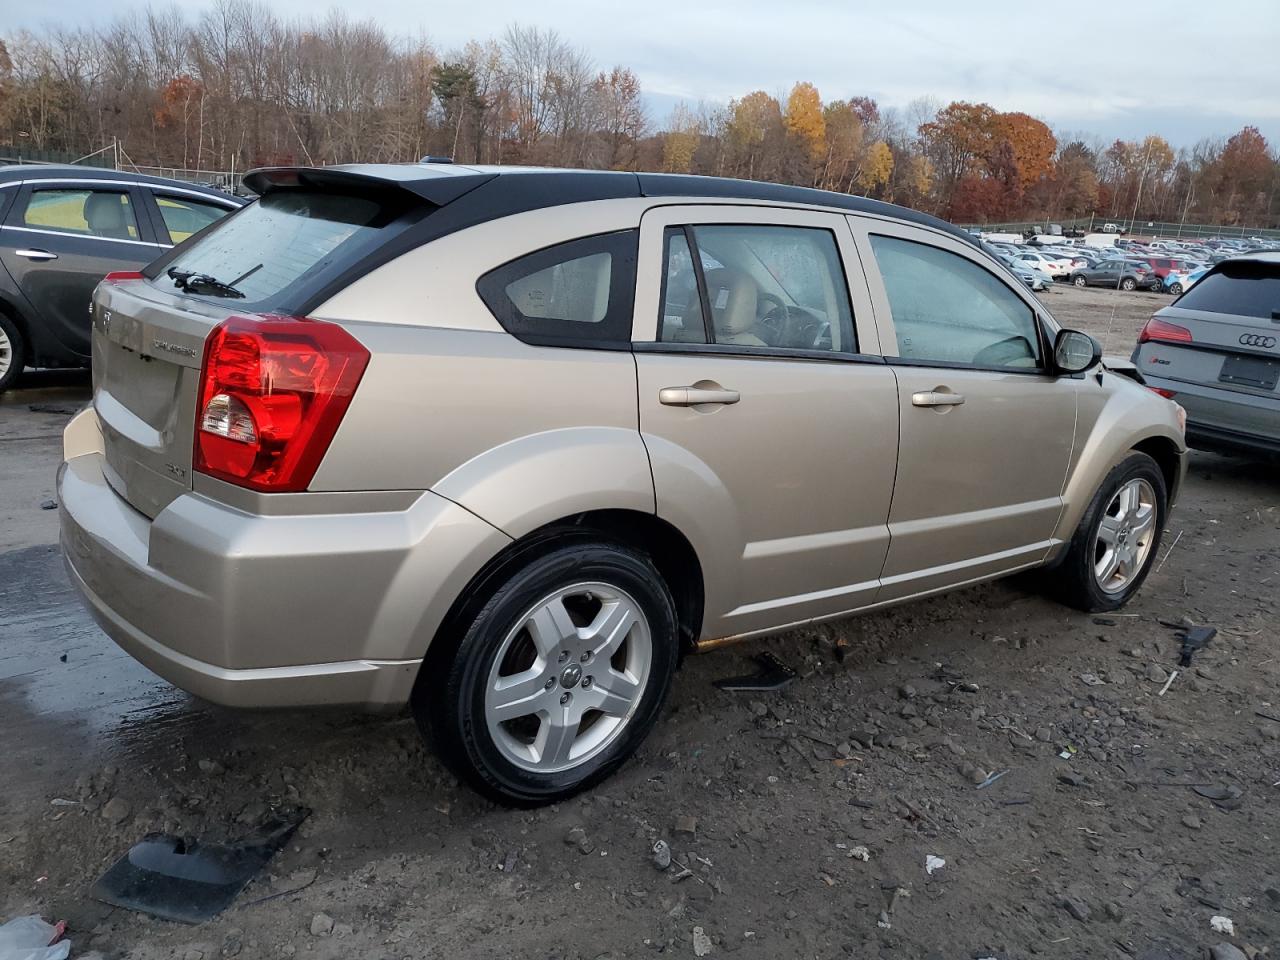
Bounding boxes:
[241,166,495,207]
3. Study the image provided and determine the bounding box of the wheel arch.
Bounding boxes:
[1131,434,1183,505]
[419,508,706,688]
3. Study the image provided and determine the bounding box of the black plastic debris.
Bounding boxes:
[91,807,309,924]
[713,652,796,692]
[1176,625,1217,667]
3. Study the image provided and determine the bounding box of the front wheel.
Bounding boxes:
[1168,282,1183,295]
[1120,277,1137,291]
[416,540,679,805]
[1073,275,1087,287]
[1052,452,1167,612]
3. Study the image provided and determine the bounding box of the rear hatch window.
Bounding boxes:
[1174,260,1280,319]
[149,189,414,309]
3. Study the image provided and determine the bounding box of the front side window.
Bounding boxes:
[477,230,638,346]
[23,188,139,241]
[657,223,855,353]
[870,234,1041,369]
[155,194,233,243]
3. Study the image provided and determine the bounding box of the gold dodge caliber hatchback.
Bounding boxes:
[59,165,1187,804]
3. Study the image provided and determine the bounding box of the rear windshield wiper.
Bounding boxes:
[166,265,254,299]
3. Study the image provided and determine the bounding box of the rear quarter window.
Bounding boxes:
[1174,262,1280,319]
[476,230,638,348]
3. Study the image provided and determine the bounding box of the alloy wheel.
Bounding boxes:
[1093,478,1157,594]
[0,324,12,381]
[484,582,652,774]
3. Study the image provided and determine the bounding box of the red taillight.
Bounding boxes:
[194,315,370,492]
[103,271,144,283]
[1138,317,1193,345]
[1148,387,1177,399]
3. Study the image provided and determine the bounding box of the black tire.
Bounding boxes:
[1052,452,1167,613]
[1073,274,1087,287]
[1169,282,1183,295]
[0,312,26,394]
[415,539,679,806]
[1120,277,1137,291]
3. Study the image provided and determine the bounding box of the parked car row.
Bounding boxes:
[0,164,244,392]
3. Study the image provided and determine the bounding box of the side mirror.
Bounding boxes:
[1053,328,1102,374]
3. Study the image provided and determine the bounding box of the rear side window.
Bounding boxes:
[477,230,638,347]
[155,194,233,243]
[157,190,408,306]
[1175,262,1280,319]
[23,188,140,241]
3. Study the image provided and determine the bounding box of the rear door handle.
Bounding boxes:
[659,385,741,406]
[15,248,58,261]
[911,390,965,407]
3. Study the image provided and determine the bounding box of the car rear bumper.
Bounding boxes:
[1141,373,1280,456]
[58,447,511,709]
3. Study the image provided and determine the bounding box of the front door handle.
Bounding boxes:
[15,248,58,261]
[911,390,965,407]
[659,385,741,406]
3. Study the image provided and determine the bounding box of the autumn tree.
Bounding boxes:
[918,101,997,211]
[991,111,1055,189]
[725,90,783,181]
[783,81,825,165]
[857,141,893,196]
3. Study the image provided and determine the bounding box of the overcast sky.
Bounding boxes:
[9,0,1280,147]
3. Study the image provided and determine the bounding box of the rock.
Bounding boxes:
[102,797,131,825]
[959,761,988,785]
[1266,886,1280,905]
[1145,664,1169,684]
[1062,896,1091,922]
[565,826,594,854]
[652,839,672,870]
[692,925,712,957]
[847,845,871,861]
[748,700,768,718]
[1057,771,1084,787]
[900,703,918,719]
[197,759,225,776]
[1195,666,1215,680]
[1181,815,1202,830]
[836,742,854,759]
[673,815,697,838]
[1209,945,1248,960]
[1088,747,1107,763]
[309,913,334,937]
[898,684,917,700]
[1035,727,1052,742]
[183,949,205,960]
[1259,722,1280,742]
[851,727,877,749]
[40,499,58,510]
[1104,901,1123,921]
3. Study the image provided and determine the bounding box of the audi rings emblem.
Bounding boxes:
[1238,334,1276,348]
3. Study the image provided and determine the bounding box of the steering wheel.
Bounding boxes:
[757,294,831,350]
[756,293,789,346]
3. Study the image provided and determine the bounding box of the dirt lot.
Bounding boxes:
[2,284,1277,960]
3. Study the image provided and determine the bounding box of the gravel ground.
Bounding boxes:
[1,285,1277,960]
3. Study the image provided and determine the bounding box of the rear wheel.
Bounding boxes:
[0,313,25,394]
[1052,452,1166,612]
[416,540,679,805]
[1120,277,1137,291]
